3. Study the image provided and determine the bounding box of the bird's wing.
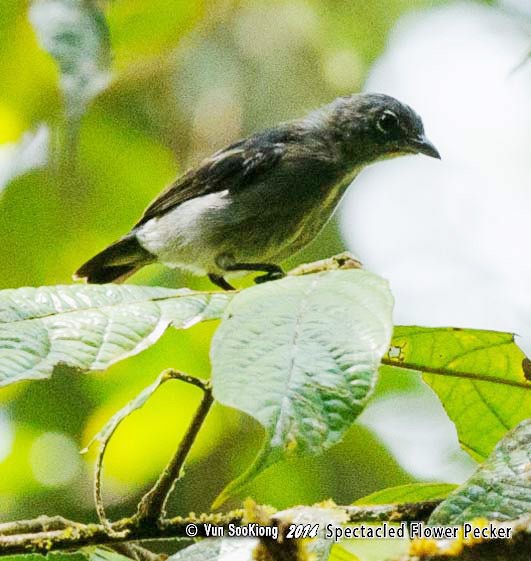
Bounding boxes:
[134,136,286,227]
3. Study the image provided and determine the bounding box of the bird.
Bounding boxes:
[74,93,440,290]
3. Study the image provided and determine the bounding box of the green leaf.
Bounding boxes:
[383,326,531,460]
[354,483,457,506]
[0,284,230,387]
[429,418,531,524]
[167,538,257,561]
[211,269,393,505]
[86,549,131,561]
[29,0,111,120]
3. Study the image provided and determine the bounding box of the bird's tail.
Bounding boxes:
[74,235,154,284]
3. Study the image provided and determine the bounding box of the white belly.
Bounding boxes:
[135,172,356,275]
[136,191,232,275]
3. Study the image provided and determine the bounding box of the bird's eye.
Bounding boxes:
[376,111,401,136]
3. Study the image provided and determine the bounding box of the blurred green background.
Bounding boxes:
[0,0,510,524]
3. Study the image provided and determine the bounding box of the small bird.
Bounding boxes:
[75,93,440,290]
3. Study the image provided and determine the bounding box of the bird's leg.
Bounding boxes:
[223,262,285,285]
[208,273,235,291]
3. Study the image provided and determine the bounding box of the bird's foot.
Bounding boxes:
[218,259,285,286]
[254,269,285,284]
[208,273,235,291]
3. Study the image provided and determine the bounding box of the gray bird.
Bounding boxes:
[75,93,440,290]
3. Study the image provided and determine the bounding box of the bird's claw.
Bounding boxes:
[254,270,285,284]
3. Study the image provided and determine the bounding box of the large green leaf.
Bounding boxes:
[429,418,531,524]
[0,284,229,387]
[383,327,531,460]
[29,0,111,120]
[211,269,394,505]
[354,483,457,506]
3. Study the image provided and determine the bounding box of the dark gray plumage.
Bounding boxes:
[75,93,440,289]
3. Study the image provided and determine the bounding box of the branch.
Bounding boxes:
[0,516,81,536]
[134,372,213,524]
[0,510,235,556]
[0,500,441,556]
[288,252,362,277]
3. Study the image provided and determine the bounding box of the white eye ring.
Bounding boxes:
[377,110,399,134]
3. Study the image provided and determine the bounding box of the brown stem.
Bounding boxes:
[134,372,214,525]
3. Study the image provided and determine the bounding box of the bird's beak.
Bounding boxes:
[408,135,441,159]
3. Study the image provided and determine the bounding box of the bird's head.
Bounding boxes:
[315,93,440,166]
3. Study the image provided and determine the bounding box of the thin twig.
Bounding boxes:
[134,371,214,525]
[90,370,212,535]
[92,373,171,538]
[94,432,127,538]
